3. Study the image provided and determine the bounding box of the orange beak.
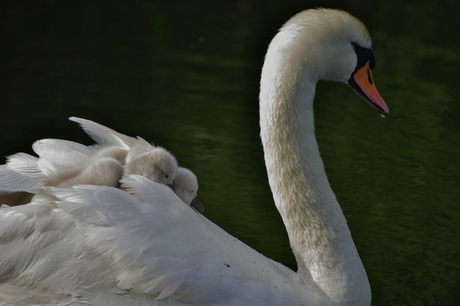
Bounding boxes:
[348,61,389,117]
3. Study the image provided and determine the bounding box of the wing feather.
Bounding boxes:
[70,117,134,149]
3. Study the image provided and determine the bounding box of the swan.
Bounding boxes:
[0,8,389,305]
[172,167,204,212]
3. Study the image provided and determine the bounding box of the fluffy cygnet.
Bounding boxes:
[56,157,124,187]
[45,146,128,187]
[173,167,204,212]
[92,146,129,165]
[124,147,178,186]
[125,138,153,164]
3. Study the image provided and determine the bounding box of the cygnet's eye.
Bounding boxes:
[159,170,168,179]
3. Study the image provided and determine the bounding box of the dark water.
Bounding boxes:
[1,1,459,305]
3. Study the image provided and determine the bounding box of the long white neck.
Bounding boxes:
[259,32,371,305]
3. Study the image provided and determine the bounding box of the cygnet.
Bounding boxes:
[45,146,128,187]
[55,157,124,187]
[92,146,129,165]
[124,147,177,186]
[172,167,204,212]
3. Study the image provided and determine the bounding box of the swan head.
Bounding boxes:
[172,167,204,212]
[123,147,178,185]
[266,8,388,115]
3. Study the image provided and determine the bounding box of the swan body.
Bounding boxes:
[0,8,388,305]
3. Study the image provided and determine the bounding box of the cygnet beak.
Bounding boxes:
[190,196,204,212]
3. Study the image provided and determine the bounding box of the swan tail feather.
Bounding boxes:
[0,167,42,192]
[32,139,94,172]
[6,153,45,179]
[69,117,134,149]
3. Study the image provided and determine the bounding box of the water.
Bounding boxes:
[1,1,459,305]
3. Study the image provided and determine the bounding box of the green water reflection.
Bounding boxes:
[1,1,459,305]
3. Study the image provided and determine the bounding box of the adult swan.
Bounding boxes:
[0,8,388,306]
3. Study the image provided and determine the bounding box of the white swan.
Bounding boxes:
[0,8,388,305]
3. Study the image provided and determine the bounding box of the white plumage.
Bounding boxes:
[0,8,389,305]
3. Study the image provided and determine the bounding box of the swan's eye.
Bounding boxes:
[351,42,376,72]
[369,54,376,69]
